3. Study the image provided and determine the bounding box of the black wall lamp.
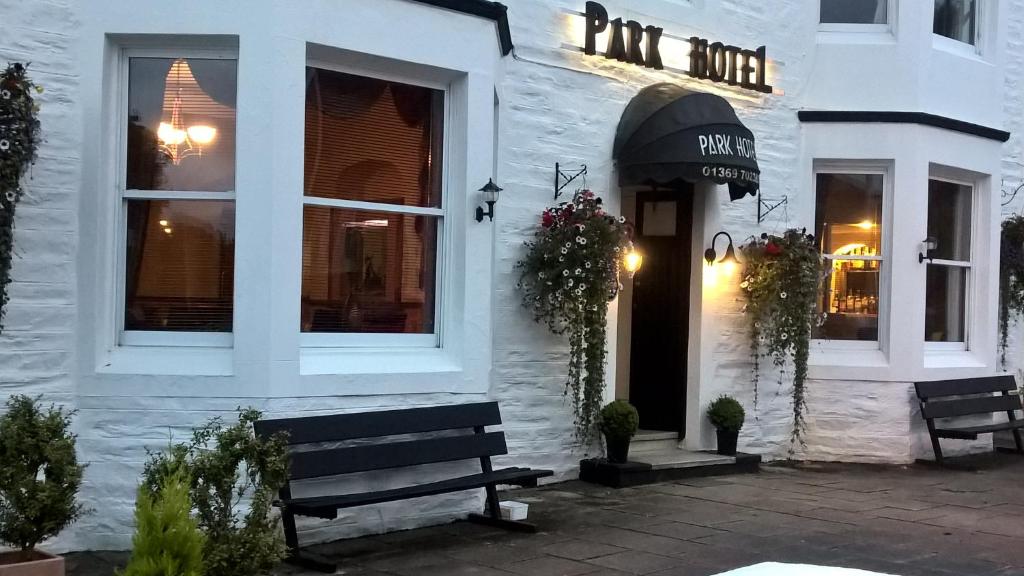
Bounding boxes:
[476,178,502,222]
[705,231,739,268]
[918,236,938,263]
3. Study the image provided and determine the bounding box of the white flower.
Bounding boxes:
[780,291,788,299]
[740,281,749,289]
[754,321,762,329]
[562,270,569,277]
[579,238,587,245]
[577,224,586,231]
[585,262,592,268]
[618,216,626,223]
[579,283,587,290]
[781,333,789,340]
[538,272,546,279]
[567,279,574,287]
[614,246,621,252]
[560,247,568,255]
[565,242,572,249]
[758,335,766,343]
[576,236,584,244]
[0,90,9,99]
[0,140,8,151]
[515,282,522,289]
[575,268,582,275]
[4,191,13,202]
[559,256,565,262]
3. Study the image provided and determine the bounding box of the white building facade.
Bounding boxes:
[2,0,1024,551]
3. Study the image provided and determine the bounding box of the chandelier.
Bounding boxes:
[157,59,217,165]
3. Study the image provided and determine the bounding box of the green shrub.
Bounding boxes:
[707,396,745,433]
[120,468,204,576]
[0,395,85,559]
[598,400,639,440]
[142,408,289,576]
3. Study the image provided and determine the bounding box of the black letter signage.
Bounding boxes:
[580,3,772,94]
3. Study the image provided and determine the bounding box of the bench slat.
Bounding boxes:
[935,419,1024,439]
[283,467,554,518]
[254,402,502,444]
[288,431,508,479]
[921,393,1022,419]
[915,376,1017,400]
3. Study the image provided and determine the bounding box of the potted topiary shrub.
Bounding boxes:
[598,400,639,464]
[0,395,86,576]
[707,396,745,456]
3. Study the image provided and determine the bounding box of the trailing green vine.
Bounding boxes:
[516,191,633,443]
[739,230,825,448]
[0,63,42,332]
[1000,215,1024,368]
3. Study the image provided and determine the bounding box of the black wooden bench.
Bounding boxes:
[253,402,553,572]
[915,375,1024,465]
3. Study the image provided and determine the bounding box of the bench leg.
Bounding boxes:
[925,420,944,465]
[1012,428,1024,455]
[467,483,537,533]
[281,497,336,573]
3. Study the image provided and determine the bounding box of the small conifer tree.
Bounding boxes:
[119,468,204,576]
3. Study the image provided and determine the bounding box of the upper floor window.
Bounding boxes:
[934,0,977,45]
[813,169,885,343]
[301,66,445,347]
[924,177,973,345]
[121,54,237,345]
[820,0,888,25]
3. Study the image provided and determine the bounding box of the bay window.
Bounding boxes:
[934,0,977,45]
[924,177,973,345]
[301,66,445,347]
[813,169,885,343]
[120,53,237,345]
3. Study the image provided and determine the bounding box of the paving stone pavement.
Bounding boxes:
[66,453,1024,576]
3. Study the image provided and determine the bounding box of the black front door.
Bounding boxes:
[629,187,692,433]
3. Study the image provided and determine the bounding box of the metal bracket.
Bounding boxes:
[757,195,787,224]
[554,163,587,201]
[1002,182,1023,207]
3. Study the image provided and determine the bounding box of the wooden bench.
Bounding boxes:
[915,375,1024,465]
[253,402,553,572]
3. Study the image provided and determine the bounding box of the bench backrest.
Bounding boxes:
[254,402,507,481]
[915,375,1022,420]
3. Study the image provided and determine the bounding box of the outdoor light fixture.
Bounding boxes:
[705,231,739,274]
[919,236,938,263]
[475,178,502,222]
[623,243,643,276]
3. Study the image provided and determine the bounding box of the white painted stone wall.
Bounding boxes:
[0,0,1022,553]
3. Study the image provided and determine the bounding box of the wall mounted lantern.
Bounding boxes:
[476,178,502,222]
[705,231,739,274]
[623,242,643,276]
[918,236,938,263]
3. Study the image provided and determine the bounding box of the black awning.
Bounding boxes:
[613,83,760,201]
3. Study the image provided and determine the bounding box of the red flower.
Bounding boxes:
[541,211,555,228]
[765,242,782,256]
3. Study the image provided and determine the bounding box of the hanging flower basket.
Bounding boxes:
[1000,215,1024,367]
[516,190,634,443]
[0,63,42,332]
[739,229,825,448]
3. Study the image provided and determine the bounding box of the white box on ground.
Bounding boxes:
[499,501,528,521]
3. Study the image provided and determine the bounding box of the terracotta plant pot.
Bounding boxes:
[604,433,631,464]
[716,429,739,456]
[0,551,65,576]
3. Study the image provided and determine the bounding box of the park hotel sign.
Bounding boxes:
[576,2,773,94]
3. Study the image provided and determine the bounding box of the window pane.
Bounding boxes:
[125,200,234,332]
[934,0,976,44]
[301,206,437,335]
[126,58,237,192]
[304,68,444,208]
[927,179,972,261]
[813,173,883,341]
[925,265,967,342]
[821,0,887,24]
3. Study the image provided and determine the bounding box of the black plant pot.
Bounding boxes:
[716,429,739,456]
[604,433,631,464]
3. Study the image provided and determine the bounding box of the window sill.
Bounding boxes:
[808,345,889,380]
[932,34,987,64]
[923,349,985,369]
[816,28,895,46]
[98,345,233,376]
[299,346,460,376]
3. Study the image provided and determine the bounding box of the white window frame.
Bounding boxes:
[811,161,892,352]
[115,47,238,349]
[817,0,895,34]
[299,58,450,349]
[924,172,975,352]
[932,0,982,56]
